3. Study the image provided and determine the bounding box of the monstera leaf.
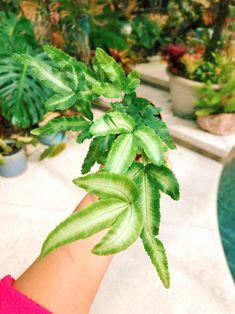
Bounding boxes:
[41,172,143,257]
[0,54,51,128]
[0,12,51,128]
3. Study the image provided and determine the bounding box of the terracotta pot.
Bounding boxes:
[168,71,219,120]
[197,113,235,135]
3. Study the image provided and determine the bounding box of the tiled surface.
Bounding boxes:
[137,84,235,161]
[0,133,234,313]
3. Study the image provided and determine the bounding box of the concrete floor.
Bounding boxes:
[0,134,234,313]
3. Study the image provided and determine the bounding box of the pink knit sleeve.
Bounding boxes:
[0,275,51,313]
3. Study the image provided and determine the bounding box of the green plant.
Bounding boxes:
[0,135,37,165]
[0,138,12,165]
[16,46,179,288]
[131,14,162,53]
[0,12,51,128]
[164,0,217,44]
[162,0,235,83]
[195,79,235,116]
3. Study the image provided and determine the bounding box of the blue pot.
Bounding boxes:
[79,16,90,35]
[39,132,68,146]
[0,140,27,177]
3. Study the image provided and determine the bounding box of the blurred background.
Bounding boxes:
[0,1,234,313]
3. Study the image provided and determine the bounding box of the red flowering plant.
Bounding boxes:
[161,44,190,76]
[162,41,235,84]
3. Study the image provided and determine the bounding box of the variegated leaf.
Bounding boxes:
[40,198,128,257]
[43,45,74,68]
[73,172,138,203]
[134,126,165,166]
[124,71,140,94]
[138,173,161,236]
[105,133,137,174]
[126,162,144,180]
[92,203,143,255]
[45,93,77,111]
[43,45,87,91]
[94,48,126,88]
[90,112,135,136]
[31,116,89,135]
[146,164,180,200]
[92,82,122,98]
[141,232,170,288]
[14,54,72,94]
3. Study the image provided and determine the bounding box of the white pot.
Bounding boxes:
[168,72,218,120]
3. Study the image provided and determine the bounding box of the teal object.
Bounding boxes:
[217,158,235,281]
[0,140,27,177]
[40,132,68,146]
[79,16,90,35]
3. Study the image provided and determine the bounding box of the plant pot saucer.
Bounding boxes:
[197,113,235,135]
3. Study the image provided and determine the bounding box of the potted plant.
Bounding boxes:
[0,137,28,177]
[16,46,179,288]
[0,115,34,177]
[195,79,235,135]
[162,0,235,119]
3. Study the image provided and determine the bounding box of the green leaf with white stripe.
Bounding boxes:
[94,48,126,88]
[92,82,122,98]
[31,116,89,135]
[40,198,128,257]
[92,203,143,255]
[43,45,87,91]
[146,164,180,200]
[45,92,77,111]
[141,232,170,288]
[105,133,137,174]
[44,45,73,67]
[124,71,140,94]
[134,126,165,166]
[14,54,72,94]
[126,162,144,181]
[73,172,138,203]
[90,112,135,137]
[138,173,161,236]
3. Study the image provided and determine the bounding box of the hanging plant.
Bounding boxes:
[15,46,180,288]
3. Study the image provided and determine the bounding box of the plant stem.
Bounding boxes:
[205,0,232,61]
